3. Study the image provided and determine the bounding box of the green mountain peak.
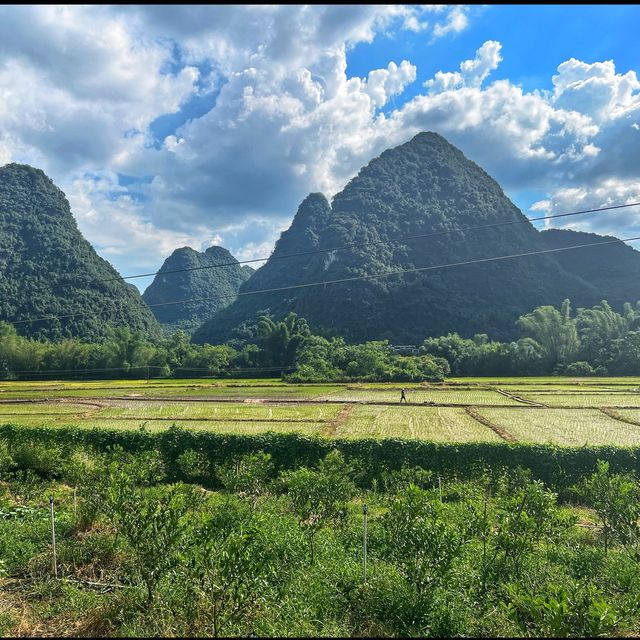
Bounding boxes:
[0,163,160,340]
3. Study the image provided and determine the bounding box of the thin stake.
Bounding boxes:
[363,503,368,584]
[73,486,77,521]
[49,496,58,578]
[438,475,442,500]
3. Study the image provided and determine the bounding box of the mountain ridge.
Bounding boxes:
[142,244,253,332]
[194,132,631,344]
[0,163,160,340]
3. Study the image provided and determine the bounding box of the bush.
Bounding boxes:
[563,361,597,376]
[3,424,640,497]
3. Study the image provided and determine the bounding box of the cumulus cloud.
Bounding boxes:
[425,40,502,94]
[364,60,417,108]
[532,180,640,239]
[1,4,639,284]
[0,4,468,278]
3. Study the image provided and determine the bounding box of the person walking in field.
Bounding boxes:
[400,388,407,403]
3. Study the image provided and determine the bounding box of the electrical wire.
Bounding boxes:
[1,364,297,377]
[77,202,640,284]
[8,232,640,326]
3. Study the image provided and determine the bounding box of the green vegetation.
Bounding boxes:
[543,228,640,310]
[0,164,160,341]
[478,408,640,447]
[142,245,253,332]
[3,438,640,636]
[6,422,640,494]
[421,298,640,376]
[3,283,640,383]
[195,132,640,345]
[0,314,450,383]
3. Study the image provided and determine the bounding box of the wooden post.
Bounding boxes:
[49,496,58,578]
[363,503,368,583]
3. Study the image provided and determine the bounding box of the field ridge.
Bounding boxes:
[464,406,518,442]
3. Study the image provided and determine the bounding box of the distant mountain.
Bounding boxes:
[541,228,640,308]
[142,245,254,332]
[194,132,620,344]
[0,163,160,340]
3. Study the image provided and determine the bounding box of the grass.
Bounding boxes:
[3,377,640,445]
[476,408,640,446]
[335,405,502,442]
[520,393,640,408]
[317,388,522,405]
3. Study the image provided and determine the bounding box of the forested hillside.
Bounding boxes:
[0,164,160,340]
[541,228,640,307]
[142,245,253,332]
[195,132,611,344]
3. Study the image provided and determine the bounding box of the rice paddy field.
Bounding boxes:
[1,376,640,445]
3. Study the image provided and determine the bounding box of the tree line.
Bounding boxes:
[421,299,640,376]
[1,298,639,380]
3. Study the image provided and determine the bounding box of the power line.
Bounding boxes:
[80,202,640,284]
[1,365,297,376]
[9,233,640,327]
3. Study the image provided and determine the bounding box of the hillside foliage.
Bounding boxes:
[194,133,639,344]
[142,245,253,332]
[0,164,160,341]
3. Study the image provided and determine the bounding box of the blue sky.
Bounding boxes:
[0,4,639,291]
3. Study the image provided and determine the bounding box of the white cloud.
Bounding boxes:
[0,6,200,177]
[364,60,417,109]
[425,40,502,94]
[552,59,640,123]
[532,179,640,242]
[67,172,215,274]
[432,5,470,38]
[1,4,639,286]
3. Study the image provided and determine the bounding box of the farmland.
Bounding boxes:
[1,376,640,445]
[4,376,640,637]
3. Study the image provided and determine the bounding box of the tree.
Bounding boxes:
[576,301,627,367]
[280,450,357,565]
[517,300,579,369]
[86,448,202,608]
[257,312,311,370]
[577,460,640,555]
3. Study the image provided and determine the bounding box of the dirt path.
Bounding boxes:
[322,404,354,437]
[599,407,640,427]
[496,388,546,407]
[465,406,518,442]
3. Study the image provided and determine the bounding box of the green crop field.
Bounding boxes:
[3,377,640,445]
[318,388,522,405]
[476,407,640,446]
[334,405,501,442]
[520,393,640,408]
[0,382,341,401]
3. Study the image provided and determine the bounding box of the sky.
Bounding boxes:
[1,4,639,292]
